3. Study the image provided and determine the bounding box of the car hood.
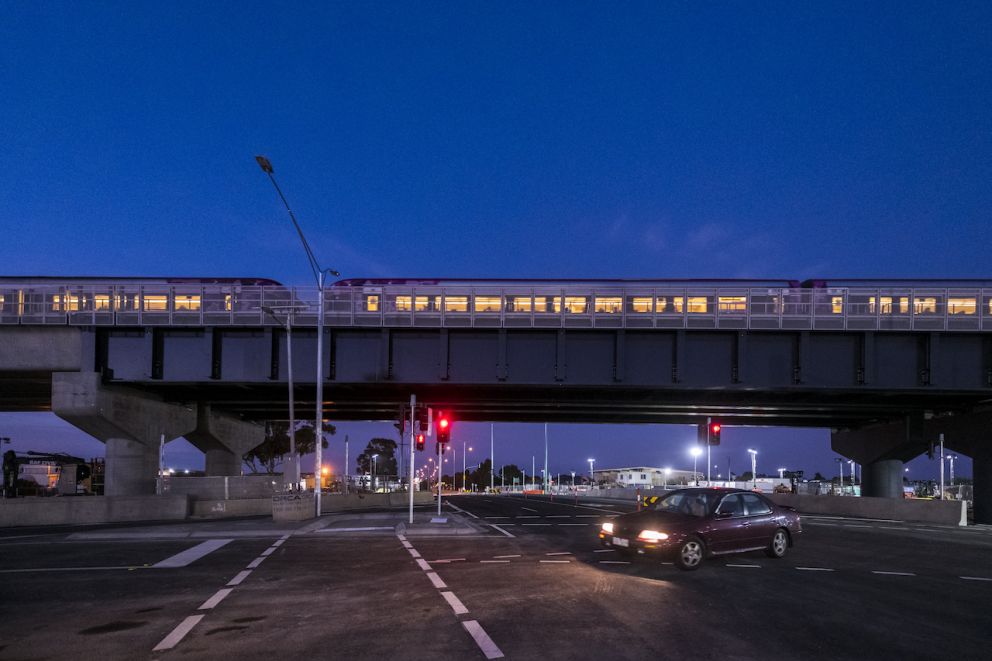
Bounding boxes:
[612,510,698,535]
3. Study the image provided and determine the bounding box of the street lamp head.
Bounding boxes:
[690,446,703,457]
[664,467,672,475]
[747,449,757,455]
[255,155,274,173]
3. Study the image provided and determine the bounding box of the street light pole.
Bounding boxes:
[690,446,702,487]
[256,155,339,518]
[747,449,757,490]
[588,458,595,484]
[261,305,307,490]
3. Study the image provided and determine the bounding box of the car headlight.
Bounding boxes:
[636,529,669,542]
[601,522,614,534]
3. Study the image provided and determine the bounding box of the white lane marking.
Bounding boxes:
[247,556,266,569]
[426,572,447,589]
[872,571,916,576]
[407,548,422,558]
[806,515,900,523]
[960,576,992,582]
[227,570,252,586]
[401,541,414,549]
[484,516,510,519]
[599,561,630,565]
[521,507,538,512]
[272,539,285,547]
[198,587,233,610]
[540,560,570,564]
[462,619,505,659]
[489,524,515,538]
[574,515,600,518]
[517,516,540,519]
[153,539,233,568]
[494,554,521,559]
[913,528,943,533]
[153,614,204,651]
[281,533,291,540]
[0,566,143,574]
[545,552,572,556]
[522,524,552,526]
[796,567,834,572]
[844,524,872,529]
[727,564,761,568]
[558,523,589,526]
[441,591,469,615]
[481,560,511,564]
[661,562,674,565]
[447,501,480,519]
[593,549,615,553]
[416,559,432,571]
[546,515,571,518]
[428,558,466,563]
[397,534,407,542]
[261,547,277,557]
[317,526,394,533]
[878,526,904,530]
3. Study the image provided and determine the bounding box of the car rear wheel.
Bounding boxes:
[764,528,789,559]
[675,536,704,571]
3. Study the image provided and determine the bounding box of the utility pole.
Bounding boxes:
[939,433,945,500]
[543,424,549,495]
[408,395,416,524]
[490,424,495,493]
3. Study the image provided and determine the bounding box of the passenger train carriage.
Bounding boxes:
[2,276,992,331]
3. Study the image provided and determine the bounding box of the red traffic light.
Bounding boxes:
[711,423,721,434]
[415,434,425,452]
[438,418,449,429]
[436,413,452,444]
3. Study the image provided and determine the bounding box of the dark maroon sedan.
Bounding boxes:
[598,488,802,570]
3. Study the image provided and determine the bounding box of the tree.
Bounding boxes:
[242,420,335,474]
[356,438,398,478]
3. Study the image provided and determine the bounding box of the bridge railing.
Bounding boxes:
[1,283,991,332]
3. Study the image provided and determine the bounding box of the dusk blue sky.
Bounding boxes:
[2,1,989,479]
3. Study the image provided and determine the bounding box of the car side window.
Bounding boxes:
[742,493,772,515]
[716,494,744,517]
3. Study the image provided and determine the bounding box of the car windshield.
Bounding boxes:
[653,491,720,517]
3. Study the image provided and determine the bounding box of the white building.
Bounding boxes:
[594,466,701,488]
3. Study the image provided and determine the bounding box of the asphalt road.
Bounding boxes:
[0,496,990,660]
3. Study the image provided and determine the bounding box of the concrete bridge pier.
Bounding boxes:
[185,405,265,477]
[51,372,196,496]
[830,416,923,499]
[861,459,906,499]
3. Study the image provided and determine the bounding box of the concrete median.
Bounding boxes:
[0,495,190,527]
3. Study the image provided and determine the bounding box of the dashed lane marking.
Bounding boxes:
[272,539,285,547]
[593,549,614,553]
[198,588,233,610]
[517,516,540,519]
[872,571,916,576]
[545,552,572,556]
[494,554,521,559]
[153,539,233,568]
[522,523,552,526]
[462,619,505,659]
[415,559,431,571]
[481,560,511,564]
[844,524,872,529]
[727,564,761,568]
[796,567,834,572]
[427,558,466,564]
[426,572,447,589]
[407,548,421,558]
[246,556,266,569]
[558,523,590,526]
[446,502,480,519]
[960,576,992,582]
[546,515,571,518]
[401,540,413,549]
[540,560,570,564]
[261,547,277,557]
[489,524,516,538]
[521,507,538,512]
[484,516,511,519]
[599,561,630,565]
[317,526,394,533]
[226,570,252,586]
[153,615,204,651]
[441,591,469,615]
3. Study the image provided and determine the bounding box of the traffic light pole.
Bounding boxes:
[437,442,443,517]
[706,417,712,484]
[408,395,416,525]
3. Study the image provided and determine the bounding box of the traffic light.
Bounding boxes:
[436,413,451,445]
[416,406,429,434]
[415,433,425,452]
[708,422,722,446]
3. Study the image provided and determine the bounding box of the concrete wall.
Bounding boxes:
[767,493,967,526]
[191,498,272,518]
[0,495,189,528]
[0,327,82,372]
[162,475,280,500]
[322,492,434,512]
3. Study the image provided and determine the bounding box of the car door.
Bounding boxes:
[708,494,747,554]
[741,493,776,547]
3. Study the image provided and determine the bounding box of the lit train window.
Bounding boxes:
[0,294,4,307]
[831,296,843,314]
[143,295,168,311]
[914,297,937,314]
[717,296,746,313]
[594,297,622,313]
[444,296,469,312]
[630,297,653,313]
[94,295,111,311]
[562,297,587,314]
[51,294,82,312]
[686,297,708,314]
[365,295,380,312]
[395,296,432,312]
[948,298,976,315]
[224,294,233,311]
[474,296,501,312]
[174,295,201,311]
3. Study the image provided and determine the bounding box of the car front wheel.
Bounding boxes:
[764,528,789,559]
[675,536,705,571]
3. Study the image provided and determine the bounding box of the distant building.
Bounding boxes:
[594,466,701,488]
